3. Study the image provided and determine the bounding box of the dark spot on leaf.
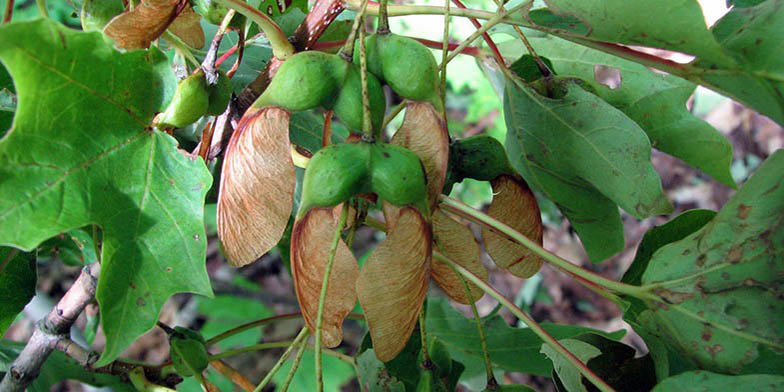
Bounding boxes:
[737,204,750,219]
[696,253,707,267]
[136,297,146,306]
[705,344,723,357]
[168,178,175,185]
[755,38,762,45]
[721,272,730,280]
[165,267,173,272]
[130,283,136,289]
[701,328,712,342]
[728,246,742,263]
[383,152,391,158]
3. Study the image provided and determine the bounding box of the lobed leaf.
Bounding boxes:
[290,206,358,347]
[218,107,295,267]
[0,20,212,365]
[431,208,486,304]
[481,175,544,278]
[357,207,431,361]
[637,150,784,374]
[652,371,784,392]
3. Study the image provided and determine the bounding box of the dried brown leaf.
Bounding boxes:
[482,175,544,278]
[218,107,295,267]
[168,4,204,49]
[291,207,359,347]
[431,208,487,304]
[104,0,179,49]
[356,207,431,361]
[391,102,449,209]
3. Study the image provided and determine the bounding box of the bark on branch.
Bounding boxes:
[0,263,100,392]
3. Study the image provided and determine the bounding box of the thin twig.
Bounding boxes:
[450,0,504,66]
[208,341,295,362]
[3,0,13,24]
[0,263,101,392]
[315,204,350,392]
[279,337,309,391]
[254,327,309,392]
[210,359,255,392]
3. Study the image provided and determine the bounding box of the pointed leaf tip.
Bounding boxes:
[218,107,295,267]
[482,175,544,279]
[291,207,358,347]
[357,207,431,361]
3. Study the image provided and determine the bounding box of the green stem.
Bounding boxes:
[314,204,350,392]
[359,19,373,138]
[377,0,390,33]
[458,268,495,384]
[337,0,369,60]
[208,341,294,361]
[440,0,450,108]
[439,3,526,72]
[439,195,647,297]
[433,252,616,392]
[35,0,48,18]
[254,328,310,392]
[381,101,406,130]
[280,338,309,391]
[128,367,176,392]
[215,0,294,60]
[419,307,430,364]
[206,313,303,345]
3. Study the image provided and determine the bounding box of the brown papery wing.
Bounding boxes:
[482,175,544,278]
[391,102,449,209]
[217,107,295,267]
[104,0,178,49]
[291,206,358,347]
[167,4,205,49]
[356,207,431,362]
[431,208,487,304]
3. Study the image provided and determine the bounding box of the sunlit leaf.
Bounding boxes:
[218,107,295,267]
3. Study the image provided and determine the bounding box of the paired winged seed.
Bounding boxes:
[431,208,487,304]
[391,101,449,209]
[482,175,544,278]
[291,206,359,347]
[217,107,295,267]
[356,207,431,361]
[104,0,179,49]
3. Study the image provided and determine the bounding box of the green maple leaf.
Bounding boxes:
[0,20,213,365]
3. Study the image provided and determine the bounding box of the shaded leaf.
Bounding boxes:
[1,62,15,137]
[504,77,671,261]
[426,297,625,377]
[652,371,784,392]
[0,249,36,336]
[272,351,354,392]
[218,107,295,267]
[197,295,274,350]
[291,206,358,347]
[0,20,211,365]
[391,101,449,208]
[637,150,784,374]
[499,36,735,187]
[541,339,601,392]
[357,350,407,392]
[168,4,205,49]
[431,208,486,304]
[104,0,179,49]
[38,228,98,266]
[622,209,716,286]
[482,175,544,278]
[357,207,431,361]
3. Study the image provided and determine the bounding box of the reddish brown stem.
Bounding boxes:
[312,37,481,57]
[322,110,333,147]
[293,0,346,51]
[3,0,13,24]
[450,0,505,66]
[227,29,246,79]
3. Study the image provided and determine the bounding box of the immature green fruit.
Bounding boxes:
[360,34,440,106]
[255,51,348,111]
[194,0,246,28]
[443,135,514,192]
[206,70,232,115]
[169,327,209,377]
[156,71,210,129]
[298,143,372,217]
[80,0,124,32]
[370,144,429,213]
[332,65,386,132]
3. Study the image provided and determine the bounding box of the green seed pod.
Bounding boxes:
[206,70,232,115]
[255,51,348,111]
[156,71,210,129]
[360,34,440,106]
[451,135,514,181]
[297,143,372,217]
[427,338,453,377]
[332,64,386,132]
[370,144,428,213]
[194,0,246,28]
[80,0,124,32]
[169,327,209,377]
